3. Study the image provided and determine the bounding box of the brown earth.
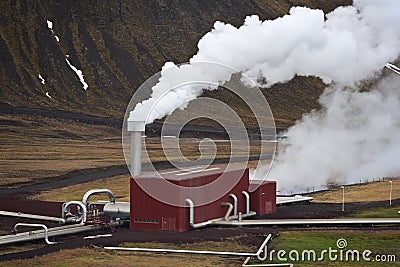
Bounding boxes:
[1,197,399,262]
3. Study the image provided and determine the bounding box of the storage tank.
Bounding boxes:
[103,202,130,221]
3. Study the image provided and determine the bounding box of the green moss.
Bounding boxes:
[263,230,400,266]
[352,204,400,219]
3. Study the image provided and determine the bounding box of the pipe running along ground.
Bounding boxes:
[13,223,57,245]
[104,234,273,261]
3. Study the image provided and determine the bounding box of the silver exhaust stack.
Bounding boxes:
[127,120,145,176]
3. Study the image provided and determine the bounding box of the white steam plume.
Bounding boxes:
[129,1,400,192]
[130,0,400,124]
[266,74,400,193]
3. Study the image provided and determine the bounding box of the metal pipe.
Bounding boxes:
[1,223,107,246]
[242,191,250,215]
[185,198,212,228]
[185,198,256,229]
[229,194,238,216]
[0,211,65,224]
[128,120,145,177]
[62,201,87,223]
[240,211,257,219]
[185,198,195,228]
[104,246,257,257]
[225,211,256,222]
[62,202,81,216]
[185,198,233,228]
[82,189,115,208]
[221,202,233,221]
[13,223,57,245]
[212,218,400,227]
[104,234,273,258]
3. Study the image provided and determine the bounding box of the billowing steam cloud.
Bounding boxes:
[267,75,400,193]
[130,1,400,191]
[130,0,400,123]
[130,62,233,123]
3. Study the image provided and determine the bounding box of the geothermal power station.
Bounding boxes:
[128,120,276,232]
[127,120,276,232]
[2,114,400,247]
[130,166,276,232]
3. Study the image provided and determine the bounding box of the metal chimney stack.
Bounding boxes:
[127,120,145,177]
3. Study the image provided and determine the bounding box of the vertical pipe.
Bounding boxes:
[229,194,238,216]
[128,121,145,177]
[185,198,194,228]
[221,202,233,221]
[242,191,250,215]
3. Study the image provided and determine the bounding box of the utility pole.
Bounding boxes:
[389,180,393,206]
[340,186,345,212]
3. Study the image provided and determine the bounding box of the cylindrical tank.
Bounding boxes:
[103,202,130,221]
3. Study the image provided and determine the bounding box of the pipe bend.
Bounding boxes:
[185,198,213,229]
[62,200,87,223]
[185,198,194,206]
[221,202,233,221]
[185,198,195,228]
[242,191,250,215]
[14,223,57,245]
[229,194,238,216]
[82,189,115,207]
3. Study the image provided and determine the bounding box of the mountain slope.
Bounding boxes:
[0,0,351,124]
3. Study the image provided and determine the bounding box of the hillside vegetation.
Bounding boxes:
[0,0,351,127]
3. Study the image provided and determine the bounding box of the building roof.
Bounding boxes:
[135,164,246,181]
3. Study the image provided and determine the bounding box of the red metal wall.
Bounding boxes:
[130,177,182,231]
[250,181,277,215]
[130,166,276,232]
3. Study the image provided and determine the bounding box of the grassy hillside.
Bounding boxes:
[0,0,351,124]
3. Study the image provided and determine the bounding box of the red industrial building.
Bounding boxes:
[130,164,276,232]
